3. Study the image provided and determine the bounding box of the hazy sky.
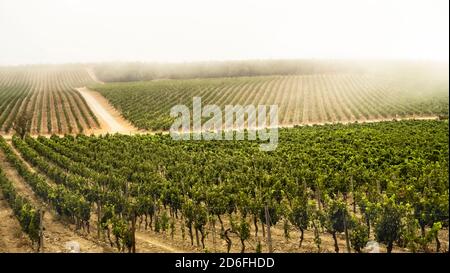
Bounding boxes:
[0,0,448,65]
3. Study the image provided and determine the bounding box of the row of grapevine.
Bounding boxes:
[0,66,100,134]
[0,136,90,233]
[92,74,449,131]
[12,120,449,253]
[11,136,139,252]
[0,165,43,250]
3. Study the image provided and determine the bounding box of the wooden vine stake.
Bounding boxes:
[343,210,351,253]
[39,210,45,253]
[264,203,273,253]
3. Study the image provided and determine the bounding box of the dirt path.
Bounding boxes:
[76,87,138,134]
[135,232,183,253]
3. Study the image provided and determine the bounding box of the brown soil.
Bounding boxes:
[76,87,139,135]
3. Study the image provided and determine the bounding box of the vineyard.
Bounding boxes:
[0,66,99,135]
[0,62,448,253]
[0,0,447,260]
[0,120,448,253]
[91,73,449,131]
[1,65,447,135]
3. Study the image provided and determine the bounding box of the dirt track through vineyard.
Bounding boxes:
[76,87,138,134]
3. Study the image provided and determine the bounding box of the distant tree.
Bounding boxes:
[13,111,32,139]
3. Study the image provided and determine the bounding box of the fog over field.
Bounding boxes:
[0,0,449,257]
[0,0,448,65]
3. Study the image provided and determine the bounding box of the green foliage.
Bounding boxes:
[0,166,42,246]
[325,197,348,234]
[289,196,309,234]
[374,196,406,253]
[92,74,449,131]
[231,216,251,253]
[170,219,175,239]
[154,215,161,233]
[255,240,262,253]
[324,197,349,253]
[194,204,208,231]
[350,219,369,253]
[161,211,169,233]
[1,120,447,253]
[259,204,280,227]
[181,222,186,241]
[283,219,290,241]
[12,111,32,139]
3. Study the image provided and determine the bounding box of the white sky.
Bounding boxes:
[0,0,448,65]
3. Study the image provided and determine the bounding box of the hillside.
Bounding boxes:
[91,72,448,131]
[0,66,99,135]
